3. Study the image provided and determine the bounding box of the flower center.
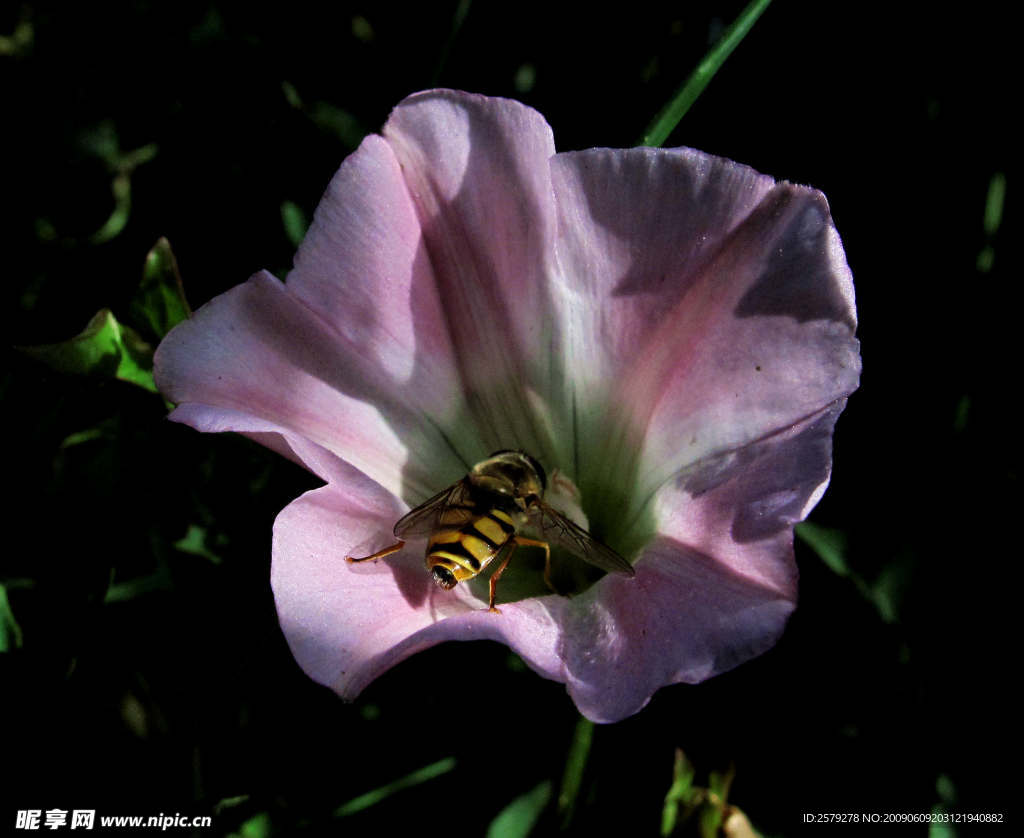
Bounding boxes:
[464,467,626,605]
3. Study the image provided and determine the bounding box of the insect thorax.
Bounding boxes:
[468,451,546,506]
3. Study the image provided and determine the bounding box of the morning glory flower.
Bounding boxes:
[154,90,859,723]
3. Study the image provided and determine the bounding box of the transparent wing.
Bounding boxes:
[529,502,635,576]
[392,479,472,539]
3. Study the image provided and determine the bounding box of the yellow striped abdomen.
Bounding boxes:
[426,507,518,588]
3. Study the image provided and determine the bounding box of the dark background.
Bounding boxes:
[3,1,1015,834]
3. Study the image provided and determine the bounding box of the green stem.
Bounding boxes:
[332,757,456,817]
[430,0,473,85]
[557,715,594,828]
[639,0,774,147]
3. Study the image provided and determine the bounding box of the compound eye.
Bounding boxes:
[431,566,457,590]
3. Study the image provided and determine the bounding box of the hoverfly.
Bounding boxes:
[346,450,635,611]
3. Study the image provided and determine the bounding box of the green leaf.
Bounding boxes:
[281,80,302,109]
[929,774,958,837]
[19,308,157,393]
[977,171,1006,273]
[799,522,913,624]
[173,524,224,565]
[0,583,25,652]
[708,767,731,800]
[82,131,158,244]
[514,63,537,94]
[699,800,724,838]
[233,812,272,838]
[935,774,956,804]
[308,101,367,149]
[105,563,173,603]
[870,557,912,625]
[983,172,1006,236]
[662,748,698,836]
[700,766,735,838]
[795,521,850,577]
[131,237,191,339]
[280,201,309,249]
[639,0,774,147]
[487,781,552,838]
[0,11,33,57]
[282,82,368,150]
[333,757,456,817]
[350,15,374,43]
[59,427,108,449]
[213,795,251,815]
[89,172,132,244]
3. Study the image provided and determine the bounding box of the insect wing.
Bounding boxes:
[531,502,635,576]
[392,480,471,539]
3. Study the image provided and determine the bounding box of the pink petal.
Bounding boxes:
[271,477,569,698]
[284,133,464,428]
[271,405,839,724]
[547,400,846,722]
[155,91,861,725]
[634,185,858,488]
[555,549,794,723]
[382,90,566,460]
[154,270,463,500]
[658,400,847,594]
[549,147,777,389]
[547,147,858,521]
[167,403,360,486]
[154,127,494,497]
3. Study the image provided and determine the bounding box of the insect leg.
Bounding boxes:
[487,539,521,613]
[346,540,405,563]
[487,536,554,611]
[513,537,556,594]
